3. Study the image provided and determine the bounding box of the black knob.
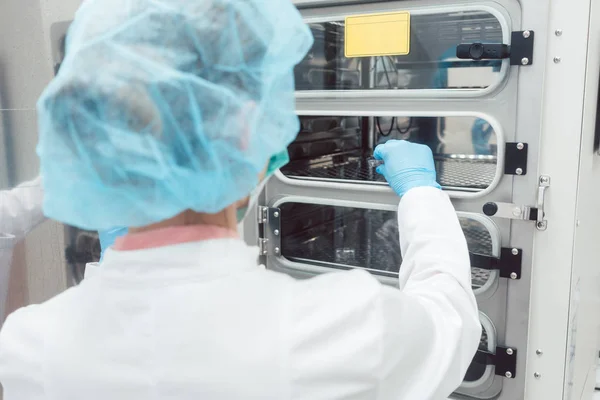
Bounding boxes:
[469,43,485,60]
[483,202,499,216]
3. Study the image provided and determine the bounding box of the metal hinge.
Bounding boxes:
[482,176,550,230]
[504,142,528,176]
[257,206,281,256]
[470,248,523,280]
[457,30,535,66]
[474,346,518,379]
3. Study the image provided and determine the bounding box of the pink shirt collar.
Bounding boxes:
[113,225,239,251]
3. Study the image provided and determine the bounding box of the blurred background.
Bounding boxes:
[0,0,84,319]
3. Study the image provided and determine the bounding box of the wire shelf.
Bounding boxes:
[282,155,497,191]
[480,325,489,351]
[460,219,494,289]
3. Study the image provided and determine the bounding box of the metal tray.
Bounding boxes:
[281,154,497,191]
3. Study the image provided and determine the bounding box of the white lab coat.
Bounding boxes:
[0,177,45,318]
[0,187,480,400]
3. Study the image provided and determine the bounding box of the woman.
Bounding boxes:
[0,1,480,399]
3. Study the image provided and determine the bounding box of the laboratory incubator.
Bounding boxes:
[251,7,515,397]
[244,1,600,398]
[1,0,599,399]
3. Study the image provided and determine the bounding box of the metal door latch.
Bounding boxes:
[257,206,282,256]
[456,30,535,66]
[482,176,550,230]
[474,346,518,379]
[504,142,528,176]
[470,248,523,280]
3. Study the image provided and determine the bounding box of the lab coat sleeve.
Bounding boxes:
[0,176,46,241]
[0,235,17,320]
[390,186,481,397]
[289,187,480,400]
[0,305,46,399]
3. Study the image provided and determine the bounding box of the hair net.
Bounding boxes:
[37,0,313,231]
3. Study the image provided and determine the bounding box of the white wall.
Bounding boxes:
[38,0,82,66]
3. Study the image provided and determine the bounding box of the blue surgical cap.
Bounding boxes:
[37,0,313,231]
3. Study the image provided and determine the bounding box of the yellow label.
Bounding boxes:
[345,11,411,58]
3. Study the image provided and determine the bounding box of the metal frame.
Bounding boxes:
[296,1,512,99]
[524,0,600,399]
[251,0,599,399]
[265,196,502,297]
[252,1,522,398]
[275,110,507,199]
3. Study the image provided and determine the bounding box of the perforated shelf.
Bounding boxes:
[480,324,489,351]
[281,155,497,191]
[280,204,494,290]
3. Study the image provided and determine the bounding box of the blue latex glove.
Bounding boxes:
[373,140,441,197]
[98,227,128,261]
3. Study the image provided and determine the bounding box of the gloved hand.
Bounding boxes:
[373,140,441,197]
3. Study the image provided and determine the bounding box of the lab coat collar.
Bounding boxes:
[88,239,262,282]
[113,225,239,251]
